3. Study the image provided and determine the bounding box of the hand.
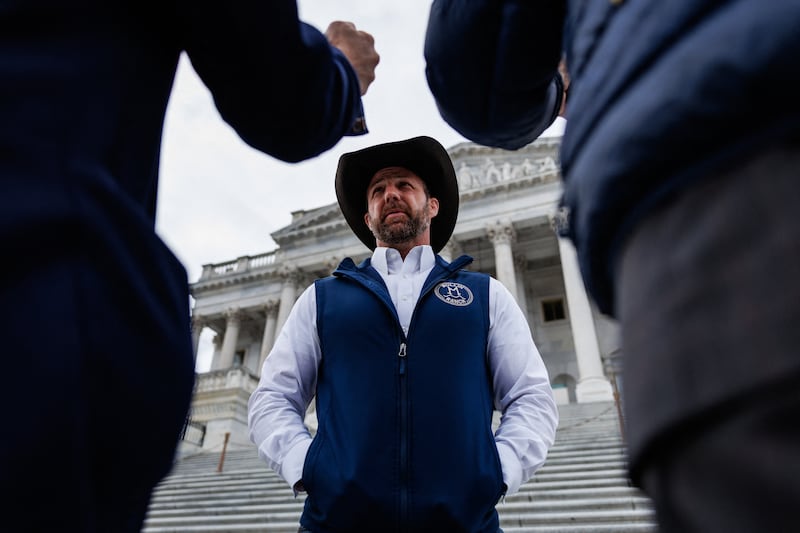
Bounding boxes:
[325,21,380,95]
[558,59,570,118]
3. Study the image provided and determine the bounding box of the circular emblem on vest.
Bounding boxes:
[434,282,474,306]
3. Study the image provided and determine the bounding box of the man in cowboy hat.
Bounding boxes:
[249,136,557,533]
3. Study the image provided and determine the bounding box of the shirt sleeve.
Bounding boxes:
[424,0,565,150]
[248,284,320,490]
[179,1,365,162]
[488,278,559,494]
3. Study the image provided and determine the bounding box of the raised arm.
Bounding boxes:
[424,0,565,149]
[179,1,378,162]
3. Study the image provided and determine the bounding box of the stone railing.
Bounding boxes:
[179,419,207,447]
[199,250,277,281]
[194,367,260,395]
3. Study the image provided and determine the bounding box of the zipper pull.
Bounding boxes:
[398,342,407,375]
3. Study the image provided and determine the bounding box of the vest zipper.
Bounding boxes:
[398,342,407,372]
[398,341,408,528]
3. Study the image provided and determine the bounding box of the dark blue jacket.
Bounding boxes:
[425,0,800,315]
[303,255,504,533]
[1,2,363,529]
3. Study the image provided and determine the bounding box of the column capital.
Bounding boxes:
[486,219,516,245]
[260,300,280,317]
[324,256,342,272]
[191,314,208,329]
[486,219,519,300]
[224,307,244,325]
[278,264,302,285]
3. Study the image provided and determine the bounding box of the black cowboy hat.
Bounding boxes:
[335,136,458,253]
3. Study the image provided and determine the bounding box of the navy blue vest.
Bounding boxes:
[301,254,503,533]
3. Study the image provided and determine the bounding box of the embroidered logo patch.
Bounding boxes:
[434,282,474,307]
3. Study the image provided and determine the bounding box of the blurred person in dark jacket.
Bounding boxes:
[425,1,800,531]
[0,2,378,531]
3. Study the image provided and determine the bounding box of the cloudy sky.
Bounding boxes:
[154,1,563,370]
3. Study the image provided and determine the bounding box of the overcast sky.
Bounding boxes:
[154,1,563,371]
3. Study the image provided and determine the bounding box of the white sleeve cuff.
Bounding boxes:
[280,437,312,493]
[496,440,523,495]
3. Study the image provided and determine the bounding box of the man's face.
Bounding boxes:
[364,166,439,248]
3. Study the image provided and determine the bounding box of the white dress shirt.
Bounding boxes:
[248,245,558,495]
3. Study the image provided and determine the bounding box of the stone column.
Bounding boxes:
[486,219,518,300]
[190,315,206,361]
[276,266,301,334]
[209,333,224,370]
[514,254,530,319]
[257,300,280,374]
[556,235,613,403]
[218,307,243,371]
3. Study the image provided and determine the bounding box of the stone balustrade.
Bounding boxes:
[199,250,277,281]
[194,367,260,394]
[179,420,207,448]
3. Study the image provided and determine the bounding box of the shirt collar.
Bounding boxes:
[371,245,436,275]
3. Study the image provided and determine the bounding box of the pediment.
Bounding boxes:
[270,202,348,247]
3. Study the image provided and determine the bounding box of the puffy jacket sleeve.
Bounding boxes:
[178,1,363,163]
[425,0,566,150]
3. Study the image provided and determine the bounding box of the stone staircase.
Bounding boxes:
[143,401,658,532]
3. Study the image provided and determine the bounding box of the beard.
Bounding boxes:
[369,202,431,246]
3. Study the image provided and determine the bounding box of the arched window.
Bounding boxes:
[551,373,577,404]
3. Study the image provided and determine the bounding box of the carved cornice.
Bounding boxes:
[273,218,351,247]
[278,204,342,232]
[271,204,350,246]
[191,267,283,294]
[447,136,561,159]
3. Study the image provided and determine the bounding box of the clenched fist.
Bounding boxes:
[326,21,380,95]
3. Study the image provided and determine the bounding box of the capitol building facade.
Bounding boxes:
[182,137,621,455]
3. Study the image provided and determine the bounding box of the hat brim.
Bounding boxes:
[335,136,458,254]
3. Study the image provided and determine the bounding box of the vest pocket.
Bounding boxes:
[301,430,380,528]
[300,430,326,495]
